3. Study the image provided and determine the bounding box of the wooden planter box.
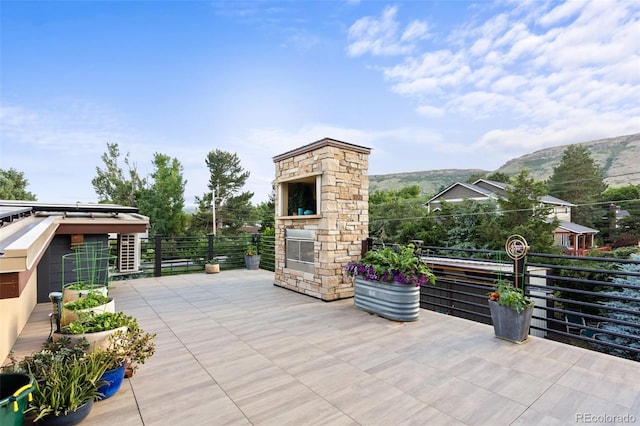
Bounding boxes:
[353,277,420,322]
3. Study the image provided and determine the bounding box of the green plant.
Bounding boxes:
[63,292,110,311]
[60,311,132,334]
[344,244,436,287]
[245,244,259,256]
[66,282,105,290]
[4,338,110,421]
[57,312,156,375]
[488,280,534,313]
[106,318,156,376]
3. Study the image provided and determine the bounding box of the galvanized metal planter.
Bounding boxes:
[488,300,534,343]
[353,277,420,322]
[245,255,260,270]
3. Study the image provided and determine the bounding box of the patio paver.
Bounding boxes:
[7,270,640,425]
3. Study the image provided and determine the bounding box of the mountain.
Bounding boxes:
[369,133,640,197]
[369,169,490,198]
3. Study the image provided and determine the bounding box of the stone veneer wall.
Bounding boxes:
[273,139,369,301]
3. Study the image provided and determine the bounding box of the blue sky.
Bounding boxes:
[1,0,639,206]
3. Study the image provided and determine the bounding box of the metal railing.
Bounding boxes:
[415,244,640,362]
[117,234,639,362]
[111,234,276,278]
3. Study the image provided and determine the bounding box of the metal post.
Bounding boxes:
[208,233,214,263]
[154,234,162,277]
[212,189,216,236]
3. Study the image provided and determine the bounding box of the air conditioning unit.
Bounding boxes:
[118,233,140,273]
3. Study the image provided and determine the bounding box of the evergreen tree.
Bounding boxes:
[598,254,640,361]
[255,184,275,231]
[498,170,557,253]
[598,185,640,247]
[192,149,253,235]
[547,145,607,228]
[0,168,37,200]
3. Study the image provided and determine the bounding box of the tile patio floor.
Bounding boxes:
[8,270,640,425]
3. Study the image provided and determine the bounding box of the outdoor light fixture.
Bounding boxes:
[48,291,63,338]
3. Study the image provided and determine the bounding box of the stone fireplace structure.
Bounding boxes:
[272,138,371,301]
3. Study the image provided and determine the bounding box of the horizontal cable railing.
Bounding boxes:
[110,233,275,278]
[414,244,640,362]
[114,234,639,362]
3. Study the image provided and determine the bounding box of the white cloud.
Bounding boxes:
[0,102,127,155]
[401,20,429,42]
[416,104,445,118]
[342,1,640,180]
[347,0,640,159]
[491,75,528,93]
[283,28,320,52]
[537,0,585,27]
[346,5,429,57]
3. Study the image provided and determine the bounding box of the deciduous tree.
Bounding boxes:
[92,143,145,206]
[136,153,186,237]
[0,168,37,200]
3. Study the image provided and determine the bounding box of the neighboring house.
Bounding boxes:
[0,200,149,363]
[609,204,631,229]
[426,179,598,255]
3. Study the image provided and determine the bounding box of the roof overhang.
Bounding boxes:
[0,202,149,299]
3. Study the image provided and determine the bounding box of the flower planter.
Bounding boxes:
[38,399,93,426]
[97,363,126,400]
[244,255,260,270]
[53,326,129,352]
[60,298,115,327]
[353,277,420,322]
[488,300,534,343]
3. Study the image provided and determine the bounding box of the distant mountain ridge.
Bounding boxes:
[369,133,640,197]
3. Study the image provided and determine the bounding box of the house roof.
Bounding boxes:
[539,195,575,206]
[555,221,599,234]
[427,180,575,207]
[617,209,631,220]
[426,182,497,204]
[472,179,509,191]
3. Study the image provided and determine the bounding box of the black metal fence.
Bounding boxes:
[116,234,639,362]
[417,245,640,362]
[112,234,276,278]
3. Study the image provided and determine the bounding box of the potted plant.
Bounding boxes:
[93,318,156,398]
[4,338,110,425]
[105,318,156,378]
[244,244,260,270]
[53,313,156,399]
[487,279,535,343]
[54,311,132,351]
[205,259,220,274]
[344,244,436,322]
[60,292,115,327]
[63,282,109,303]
